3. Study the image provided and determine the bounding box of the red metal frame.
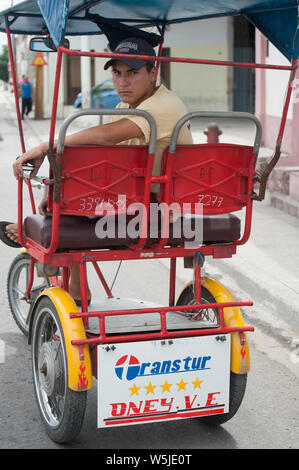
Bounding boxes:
[70,301,254,346]
[6,25,36,227]
[6,24,298,352]
[60,45,296,71]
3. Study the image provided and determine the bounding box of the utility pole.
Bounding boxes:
[32,53,47,119]
[34,65,43,118]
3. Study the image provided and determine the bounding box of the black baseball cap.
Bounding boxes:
[104,37,156,70]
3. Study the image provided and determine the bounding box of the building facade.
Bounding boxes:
[255,30,299,216]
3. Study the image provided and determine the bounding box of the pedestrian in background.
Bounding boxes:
[19,75,32,120]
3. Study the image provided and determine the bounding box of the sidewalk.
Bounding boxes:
[7,93,299,338]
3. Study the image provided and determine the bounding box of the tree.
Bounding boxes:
[0,45,9,82]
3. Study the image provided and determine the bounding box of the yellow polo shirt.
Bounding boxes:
[110,84,193,197]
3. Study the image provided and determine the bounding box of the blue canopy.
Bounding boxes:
[0,0,299,61]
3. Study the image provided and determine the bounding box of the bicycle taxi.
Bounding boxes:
[0,0,297,443]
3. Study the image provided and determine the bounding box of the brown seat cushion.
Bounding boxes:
[24,213,240,251]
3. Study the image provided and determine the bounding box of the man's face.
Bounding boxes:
[112,61,157,108]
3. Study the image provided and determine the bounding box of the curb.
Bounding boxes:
[159,253,299,345]
[205,257,299,339]
[270,191,299,220]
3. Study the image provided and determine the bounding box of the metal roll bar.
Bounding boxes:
[57,108,157,156]
[169,111,262,156]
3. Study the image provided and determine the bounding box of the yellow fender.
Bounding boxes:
[177,277,250,374]
[31,287,93,391]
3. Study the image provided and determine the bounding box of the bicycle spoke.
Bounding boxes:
[12,286,25,297]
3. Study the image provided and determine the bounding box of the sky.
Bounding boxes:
[0,1,23,50]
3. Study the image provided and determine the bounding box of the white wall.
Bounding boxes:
[165,18,233,111]
[42,51,65,119]
[266,43,293,119]
[163,17,232,47]
[70,36,111,85]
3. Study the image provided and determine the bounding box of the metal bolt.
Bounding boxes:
[216,335,226,342]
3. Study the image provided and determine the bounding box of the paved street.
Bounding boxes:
[0,88,298,450]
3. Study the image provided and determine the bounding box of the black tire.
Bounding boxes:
[7,253,50,336]
[31,296,87,443]
[177,283,217,310]
[176,283,219,324]
[176,283,247,426]
[200,372,247,426]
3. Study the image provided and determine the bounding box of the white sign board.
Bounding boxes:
[97,335,230,428]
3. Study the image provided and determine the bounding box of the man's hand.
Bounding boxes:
[38,196,51,216]
[13,143,48,179]
[12,116,144,179]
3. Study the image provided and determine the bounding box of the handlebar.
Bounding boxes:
[22,164,50,190]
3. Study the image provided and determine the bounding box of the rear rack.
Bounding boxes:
[70,300,254,346]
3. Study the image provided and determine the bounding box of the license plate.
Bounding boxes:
[97,335,230,428]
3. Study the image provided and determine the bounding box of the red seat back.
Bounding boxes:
[48,145,149,216]
[163,143,256,215]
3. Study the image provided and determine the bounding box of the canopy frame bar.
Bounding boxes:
[60,46,296,71]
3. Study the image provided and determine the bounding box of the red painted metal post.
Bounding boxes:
[169,258,176,306]
[79,260,90,327]
[156,41,164,77]
[194,253,201,304]
[49,47,63,146]
[25,256,35,299]
[45,48,64,255]
[92,261,114,298]
[160,311,167,335]
[276,59,298,146]
[62,267,70,292]
[253,59,298,201]
[27,181,36,215]
[61,46,295,71]
[131,153,154,250]
[17,179,27,248]
[6,24,36,216]
[6,25,25,154]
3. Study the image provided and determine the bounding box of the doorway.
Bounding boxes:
[233,16,255,113]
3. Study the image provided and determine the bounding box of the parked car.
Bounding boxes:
[73,78,120,109]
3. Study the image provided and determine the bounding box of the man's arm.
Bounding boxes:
[64,117,143,146]
[13,118,144,179]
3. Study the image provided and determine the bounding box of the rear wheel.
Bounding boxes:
[176,283,247,425]
[7,253,49,335]
[200,372,247,426]
[31,296,87,443]
[176,283,219,324]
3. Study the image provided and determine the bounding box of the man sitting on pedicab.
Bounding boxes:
[2,37,192,305]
